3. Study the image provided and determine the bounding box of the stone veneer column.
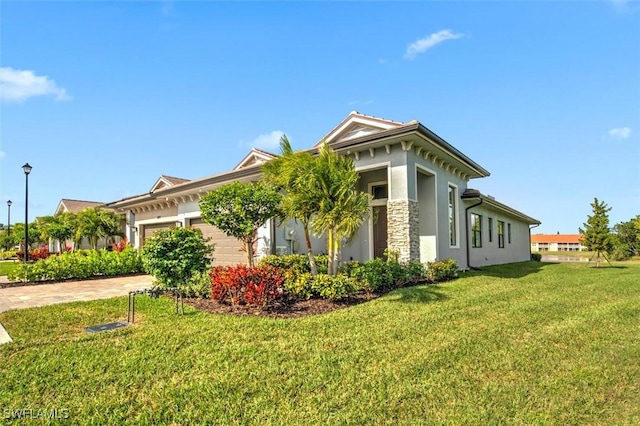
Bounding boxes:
[386,199,420,263]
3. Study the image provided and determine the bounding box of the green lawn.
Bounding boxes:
[1,261,639,425]
[0,260,18,276]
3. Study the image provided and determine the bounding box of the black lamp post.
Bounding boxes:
[23,163,32,262]
[6,200,11,250]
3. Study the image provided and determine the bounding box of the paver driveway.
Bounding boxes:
[0,274,154,314]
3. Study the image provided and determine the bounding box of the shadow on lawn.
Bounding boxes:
[391,284,448,304]
[465,260,550,279]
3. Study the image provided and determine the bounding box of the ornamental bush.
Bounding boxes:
[283,271,314,300]
[310,274,359,300]
[141,227,214,289]
[426,259,459,282]
[259,254,329,274]
[341,258,427,293]
[7,246,143,282]
[182,270,212,299]
[210,265,285,307]
[0,250,17,260]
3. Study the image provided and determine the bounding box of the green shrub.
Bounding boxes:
[347,258,393,293]
[259,254,329,274]
[531,253,542,262]
[343,258,427,293]
[141,227,214,289]
[284,271,314,300]
[401,261,428,284]
[310,274,359,300]
[182,270,212,299]
[609,245,631,261]
[426,259,459,282]
[7,247,143,282]
[0,250,17,260]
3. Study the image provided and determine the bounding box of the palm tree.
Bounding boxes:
[75,208,124,250]
[310,142,372,275]
[38,212,77,253]
[262,135,322,276]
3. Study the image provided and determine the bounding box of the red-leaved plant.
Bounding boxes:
[111,239,130,253]
[16,246,51,262]
[209,265,285,308]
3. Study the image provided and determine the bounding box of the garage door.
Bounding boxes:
[189,218,246,266]
[142,222,175,246]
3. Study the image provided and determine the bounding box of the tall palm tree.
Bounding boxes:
[262,135,322,276]
[310,142,371,275]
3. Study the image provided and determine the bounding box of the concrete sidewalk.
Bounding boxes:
[0,274,155,344]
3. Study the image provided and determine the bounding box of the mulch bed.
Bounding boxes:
[183,292,380,319]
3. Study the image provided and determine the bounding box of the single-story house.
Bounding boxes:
[105,112,540,268]
[48,199,107,251]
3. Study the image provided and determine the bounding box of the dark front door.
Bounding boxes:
[373,205,387,259]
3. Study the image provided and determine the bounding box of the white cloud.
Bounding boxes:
[404,30,464,60]
[609,127,632,140]
[0,67,70,103]
[244,130,285,151]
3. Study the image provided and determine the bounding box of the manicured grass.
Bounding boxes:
[0,260,19,276]
[1,261,639,424]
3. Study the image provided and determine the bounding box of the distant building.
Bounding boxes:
[531,234,587,252]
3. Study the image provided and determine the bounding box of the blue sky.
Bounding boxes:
[1,0,638,234]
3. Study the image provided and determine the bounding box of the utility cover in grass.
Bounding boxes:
[85,322,129,333]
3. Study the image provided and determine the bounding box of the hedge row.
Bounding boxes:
[7,247,143,282]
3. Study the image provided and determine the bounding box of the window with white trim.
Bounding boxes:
[497,220,505,248]
[448,185,457,246]
[471,213,482,248]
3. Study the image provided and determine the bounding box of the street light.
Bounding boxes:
[6,200,11,250]
[23,163,32,262]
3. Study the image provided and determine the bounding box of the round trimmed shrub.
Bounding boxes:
[141,227,214,288]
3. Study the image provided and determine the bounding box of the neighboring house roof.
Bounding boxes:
[233,148,277,170]
[462,189,541,225]
[56,199,104,214]
[531,234,583,244]
[149,175,191,192]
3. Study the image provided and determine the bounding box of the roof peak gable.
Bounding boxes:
[233,148,277,170]
[150,175,190,192]
[315,111,406,146]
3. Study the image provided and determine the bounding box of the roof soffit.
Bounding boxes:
[329,126,490,179]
